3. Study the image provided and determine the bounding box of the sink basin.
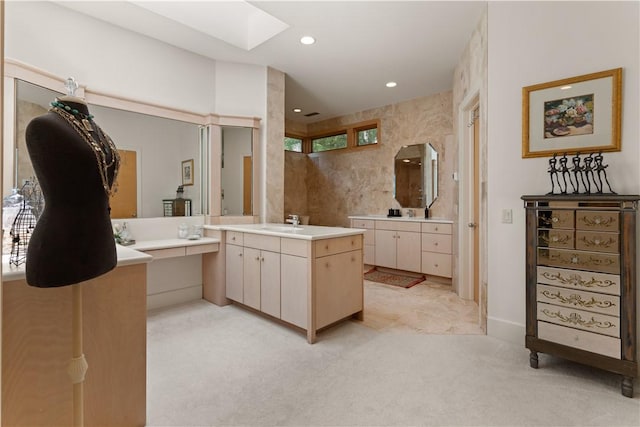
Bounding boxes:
[260,225,304,232]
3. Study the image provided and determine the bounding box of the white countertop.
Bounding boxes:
[349,215,454,224]
[2,244,153,282]
[124,237,220,252]
[204,223,365,240]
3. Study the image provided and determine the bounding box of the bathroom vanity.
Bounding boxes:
[1,246,152,427]
[203,224,365,343]
[349,215,453,278]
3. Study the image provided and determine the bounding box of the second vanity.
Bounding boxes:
[203,224,365,343]
[349,215,453,278]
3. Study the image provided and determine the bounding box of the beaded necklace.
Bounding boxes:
[50,101,120,197]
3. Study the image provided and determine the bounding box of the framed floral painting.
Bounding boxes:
[522,68,622,158]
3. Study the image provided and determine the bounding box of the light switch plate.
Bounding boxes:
[502,209,513,224]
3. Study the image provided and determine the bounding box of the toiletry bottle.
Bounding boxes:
[424,206,430,219]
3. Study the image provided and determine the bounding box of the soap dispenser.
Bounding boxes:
[424,206,430,219]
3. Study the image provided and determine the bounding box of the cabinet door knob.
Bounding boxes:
[435,263,439,267]
[468,223,477,228]
[434,242,439,246]
[239,253,243,257]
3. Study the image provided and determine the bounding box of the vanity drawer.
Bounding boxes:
[537,284,619,317]
[537,248,619,274]
[421,222,452,235]
[244,233,280,252]
[351,219,374,229]
[186,243,219,256]
[575,231,619,254]
[314,235,362,258]
[537,302,619,338]
[537,321,620,359]
[421,233,452,254]
[421,252,452,278]
[226,231,244,246]
[144,247,185,259]
[375,220,420,232]
[537,266,620,295]
[576,210,619,232]
[281,237,309,257]
[538,210,574,229]
[538,229,574,249]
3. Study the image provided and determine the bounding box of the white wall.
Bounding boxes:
[487,1,639,343]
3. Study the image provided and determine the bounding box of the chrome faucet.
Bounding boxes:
[286,214,300,228]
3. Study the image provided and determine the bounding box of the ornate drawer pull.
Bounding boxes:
[540,290,616,309]
[541,271,615,289]
[541,309,615,330]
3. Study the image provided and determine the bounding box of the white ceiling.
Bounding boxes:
[55,1,487,124]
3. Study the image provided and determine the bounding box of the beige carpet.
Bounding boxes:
[362,278,484,334]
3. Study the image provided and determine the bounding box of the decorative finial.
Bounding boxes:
[64,77,79,97]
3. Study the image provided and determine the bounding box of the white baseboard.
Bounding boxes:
[487,316,525,346]
[147,285,203,311]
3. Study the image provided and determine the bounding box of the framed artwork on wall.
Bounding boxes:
[522,68,622,158]
[181,159,194,186]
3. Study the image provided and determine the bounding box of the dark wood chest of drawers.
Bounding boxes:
[522,194,639,397]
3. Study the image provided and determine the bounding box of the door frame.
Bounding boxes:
[457,85,486,328]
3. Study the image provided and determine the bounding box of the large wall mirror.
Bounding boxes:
[221,127,252,216]
[12,79,205,219]
[394,142,438,209]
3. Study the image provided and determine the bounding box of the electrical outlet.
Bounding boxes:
[502,209,513,224]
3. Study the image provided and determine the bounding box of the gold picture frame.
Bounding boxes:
[522,68,622,158]
[181,159,194,186]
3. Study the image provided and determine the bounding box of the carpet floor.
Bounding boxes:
[147,299,640,426]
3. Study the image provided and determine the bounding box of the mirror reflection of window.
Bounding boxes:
[394,142,438,209]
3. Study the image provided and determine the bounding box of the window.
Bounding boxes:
[284,136,303,152]
[357,127,378,146]
[312,133,347,152]
[284,119,380,154]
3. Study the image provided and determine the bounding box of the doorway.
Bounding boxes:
[458,91,486,332]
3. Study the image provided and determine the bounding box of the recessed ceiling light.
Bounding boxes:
[300,36,315,45]
[402,159,410,163]
[560,85,572,90]
[386,81,397,88]
[293,108,302,113]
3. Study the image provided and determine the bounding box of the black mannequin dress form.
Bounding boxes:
[25,96,119,287]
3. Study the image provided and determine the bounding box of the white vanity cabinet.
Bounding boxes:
[217,225,364,343]
[226,232,281,315]
[349,216,453,278]
[350,218,375,264]
[421,222,453,278]
[373,221,421,272]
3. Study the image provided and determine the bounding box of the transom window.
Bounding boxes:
[284,119,380,154]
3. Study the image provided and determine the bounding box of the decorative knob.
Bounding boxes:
[434,242,439,246]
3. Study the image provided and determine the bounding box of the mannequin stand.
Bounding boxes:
[68,284,88,427]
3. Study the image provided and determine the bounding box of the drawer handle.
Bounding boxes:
[232,236,236,241]
[239,253,243,257]
[435,263,439,267]
[552,217,559,223]
[325,245,329,250]
[435,227,439,231]
[434,242,439,246]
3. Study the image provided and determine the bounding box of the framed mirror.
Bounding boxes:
[221,127,253,216]
[13,79,205,219]
[394,142,438,209]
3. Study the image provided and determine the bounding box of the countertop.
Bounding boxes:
[204,223,365,240]
[2,244,153,282]
[348,215,454,223]
[125,237,220,252]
